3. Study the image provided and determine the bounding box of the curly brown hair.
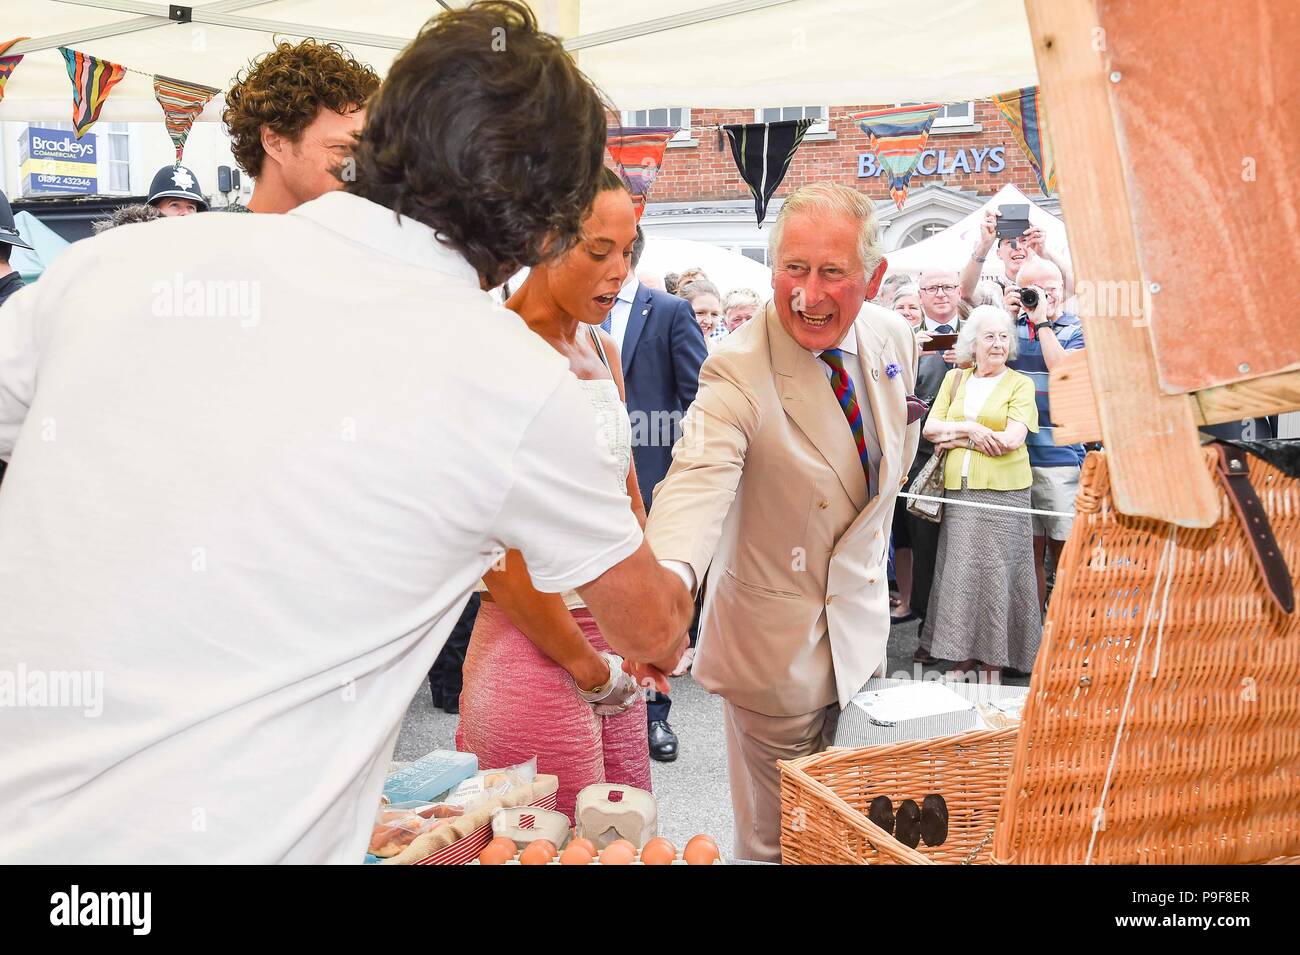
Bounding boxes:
[346,1,609,289]
[223,39,380,178]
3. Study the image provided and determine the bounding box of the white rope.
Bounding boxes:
[1150,528,1178,680]
[1084,525,1178,865]
[899,491,1074,519]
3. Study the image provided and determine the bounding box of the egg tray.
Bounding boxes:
[470,853,724,866]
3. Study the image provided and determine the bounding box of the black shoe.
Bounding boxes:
[648,720,678,762]
[441,693,460,715]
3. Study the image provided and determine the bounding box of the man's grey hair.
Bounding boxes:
[955,304,1019,366]
[721,287,761,312]
[769,183,884,275]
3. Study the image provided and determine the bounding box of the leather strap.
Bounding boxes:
[1212,442,1294,615]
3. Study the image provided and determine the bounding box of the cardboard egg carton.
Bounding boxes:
[575,783,658,849]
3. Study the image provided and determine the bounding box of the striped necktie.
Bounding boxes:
[818,348,872,496]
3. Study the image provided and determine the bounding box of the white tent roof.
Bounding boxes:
[638,237,772,299]
[883,183,1069,280]
[0,0,1038,123]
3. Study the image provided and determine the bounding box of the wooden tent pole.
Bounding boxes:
[1025,0,1220,527]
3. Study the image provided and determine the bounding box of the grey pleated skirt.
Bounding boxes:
[920,481,1042,671]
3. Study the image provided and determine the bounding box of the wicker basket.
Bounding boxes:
[782,447,1300,865]
[779,728,1018,864]
[993,447,1300,864]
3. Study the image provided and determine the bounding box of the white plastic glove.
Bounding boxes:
[575,652,643,716]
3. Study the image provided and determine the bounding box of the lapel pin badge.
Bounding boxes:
[871,367,880,381]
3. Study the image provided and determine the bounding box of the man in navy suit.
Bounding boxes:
[603,226,708,761]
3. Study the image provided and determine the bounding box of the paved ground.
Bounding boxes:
[394,617,1029,861]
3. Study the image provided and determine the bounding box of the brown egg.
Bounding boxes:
[519,839,557,865]
[638,837,677,865]
[568,837,597,856]
[559,843,594,865]
[598,841,636,865]
[478,841,514,865]
[683,834,721,865]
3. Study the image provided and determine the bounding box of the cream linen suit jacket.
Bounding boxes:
[645,301,920,717]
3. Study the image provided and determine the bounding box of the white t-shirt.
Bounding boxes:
[961,370,1005,478]
[0,193,643,863]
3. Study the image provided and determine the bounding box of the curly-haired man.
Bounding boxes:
[222,38,379,213]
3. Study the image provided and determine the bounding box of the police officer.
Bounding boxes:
[145,164,209,217]
[0,188,35,309]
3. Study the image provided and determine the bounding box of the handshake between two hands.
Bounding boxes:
[576,642,692,716]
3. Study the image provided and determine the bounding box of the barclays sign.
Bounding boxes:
[858,145,1006,179]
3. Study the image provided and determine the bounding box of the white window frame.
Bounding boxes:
[893,101,981,135]
[754,106,834,140]
[930,101,977,134]
[103,122,132,195]
[620,108,695,147]
[932,101,975,128]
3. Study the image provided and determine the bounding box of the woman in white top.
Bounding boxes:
[456,169,675,820]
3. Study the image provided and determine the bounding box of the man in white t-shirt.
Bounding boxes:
[0,3,692,864]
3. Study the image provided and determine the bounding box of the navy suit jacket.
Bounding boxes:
[619,282,708,509]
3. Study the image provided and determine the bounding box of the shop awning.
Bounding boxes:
[0,0,1038,123]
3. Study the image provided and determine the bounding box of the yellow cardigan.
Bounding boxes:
[929,367,1039,491]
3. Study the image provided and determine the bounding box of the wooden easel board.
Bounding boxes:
[1095,0,1300,394]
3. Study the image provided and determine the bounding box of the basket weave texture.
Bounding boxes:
[780,729,1018,864]
[780,448,1300,864]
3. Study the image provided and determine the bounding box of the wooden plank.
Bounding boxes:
[1025,0,1219,527]
[1049,350,1104,445]
[1197,371,1300,425]
[1052,350,1300,444]
[1095,0,1300,394]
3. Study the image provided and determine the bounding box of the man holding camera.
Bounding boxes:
[1008,258,1085,616]
[961,205,1075,304]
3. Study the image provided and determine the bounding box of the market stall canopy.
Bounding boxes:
[0,0,1038,123]
[883,183,1068,280]
[9,209,70,281]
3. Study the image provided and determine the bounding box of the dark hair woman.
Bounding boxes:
[456,169,672,821]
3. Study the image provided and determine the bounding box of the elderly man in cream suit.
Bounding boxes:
[646,183,920,862]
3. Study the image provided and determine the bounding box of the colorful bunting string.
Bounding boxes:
[991,86,1056,196]
[0,37,29,104]
[61,46,127,139]
[851,104,942,209]
[606,126,675,222]
[154,74,221,163]
[723,118,814,226]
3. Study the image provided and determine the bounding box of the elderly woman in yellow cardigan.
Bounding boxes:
[920,304,1041,677]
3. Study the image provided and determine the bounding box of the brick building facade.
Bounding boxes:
[630,99,1061,263]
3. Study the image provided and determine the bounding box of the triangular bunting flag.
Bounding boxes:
[606,126,675,222]
[154,74,221,163]
[0,37,29,104]
[61,47,128,139]
[851,104,942,209]
[723,118,814,226]
[991,86,1057,196]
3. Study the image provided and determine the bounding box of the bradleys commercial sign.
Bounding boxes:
[20,126,98,196]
